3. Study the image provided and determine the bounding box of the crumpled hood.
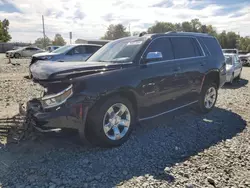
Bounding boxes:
[30,60,129,80]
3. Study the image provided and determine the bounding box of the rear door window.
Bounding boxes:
[144,38,174,62]
[68,46,86,55]
[86,46,101,54]
[171,37,198,59]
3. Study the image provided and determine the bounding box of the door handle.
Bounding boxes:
[200,62,206,66]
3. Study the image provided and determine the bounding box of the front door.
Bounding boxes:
[137,37,184,119]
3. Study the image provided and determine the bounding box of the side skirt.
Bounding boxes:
[139,101,198,121]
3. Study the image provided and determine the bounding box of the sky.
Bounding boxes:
[0,0,249,43]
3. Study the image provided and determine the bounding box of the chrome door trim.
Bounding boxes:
[139,100,198,121]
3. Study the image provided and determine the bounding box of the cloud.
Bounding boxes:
[151,0,174,8]
[74,9,86,20]
[0,0,249,43]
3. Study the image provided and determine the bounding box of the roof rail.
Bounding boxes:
[165,31,176,34]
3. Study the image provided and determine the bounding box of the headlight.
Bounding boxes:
[41,84,73,109]
[40,56,53,60]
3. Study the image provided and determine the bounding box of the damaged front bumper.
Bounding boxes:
[19,98,89,131]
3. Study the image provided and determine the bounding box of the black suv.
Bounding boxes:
[21,32,226,147]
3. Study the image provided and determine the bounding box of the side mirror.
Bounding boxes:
[145,52,163,63]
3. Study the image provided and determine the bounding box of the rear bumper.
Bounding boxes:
[19,99,88,130]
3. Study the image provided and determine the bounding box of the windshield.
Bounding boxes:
[225,55,233,65]
[87,37,146,63]
[52,45,73,53]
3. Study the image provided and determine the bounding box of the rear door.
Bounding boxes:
[138,37,183,119]
[170,36,206,104]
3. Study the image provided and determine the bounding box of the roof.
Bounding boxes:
[69,43,102,47]
[143,31,214,39]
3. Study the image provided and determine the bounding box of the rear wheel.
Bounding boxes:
[84,96,135,147]
[235,70,242,81]
[229,73,234,84]
[196,83,218,113]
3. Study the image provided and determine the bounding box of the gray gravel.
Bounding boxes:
[0,54,250,188]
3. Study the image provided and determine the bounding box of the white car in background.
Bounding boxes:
[238,52,250,66]
[222,48,239,55]
[5,46,45,58]
[224,53,242,84]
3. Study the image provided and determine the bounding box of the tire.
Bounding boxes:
[229,73,234,84]
[14,53,21,58]
[235,70,241,81]
[196,83,218,114]
[84,96,135,147]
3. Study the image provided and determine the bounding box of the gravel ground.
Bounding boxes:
[0,53,249,188]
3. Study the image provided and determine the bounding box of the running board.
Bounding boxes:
[139,101,198,121]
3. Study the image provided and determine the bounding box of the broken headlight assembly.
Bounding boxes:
[40,84,73,109]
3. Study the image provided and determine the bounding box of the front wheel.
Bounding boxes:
[84,96,135,147]
[14,53,21,58]
[196,83,218,113]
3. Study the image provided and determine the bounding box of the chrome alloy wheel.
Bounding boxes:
[204,87,216,109]
[103,103,131,141]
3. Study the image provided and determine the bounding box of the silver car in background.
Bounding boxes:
[224,53,242,84]
[6,46,45,58]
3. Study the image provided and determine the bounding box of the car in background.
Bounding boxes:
[46,46,61,52]
[28,44,102,78]
[238,51,250,66]
[224,53,242,84]
[222,48,239,55]
[6,46,45,58]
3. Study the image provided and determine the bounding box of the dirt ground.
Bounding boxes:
[0,54,249,188]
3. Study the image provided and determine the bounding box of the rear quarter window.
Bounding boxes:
[201,37,223,57]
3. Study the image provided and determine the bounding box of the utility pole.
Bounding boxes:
[128,24,131,36]
[42,15,46,48]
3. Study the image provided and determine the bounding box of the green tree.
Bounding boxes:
[102,24,130,40]
[181,21,193,32]
[34,36,51,48]
[52,34,66,46]
[226,32,238,49]
[217,31,228,48]
[190,19,202,32]
[0,19,12,42]
[148,22,176,33]
[247,45,250,52]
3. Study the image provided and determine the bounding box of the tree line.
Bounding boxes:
[1,18,250,52]
[34,34,66,48]
[0,19,11,42]
[102,19,250,52]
